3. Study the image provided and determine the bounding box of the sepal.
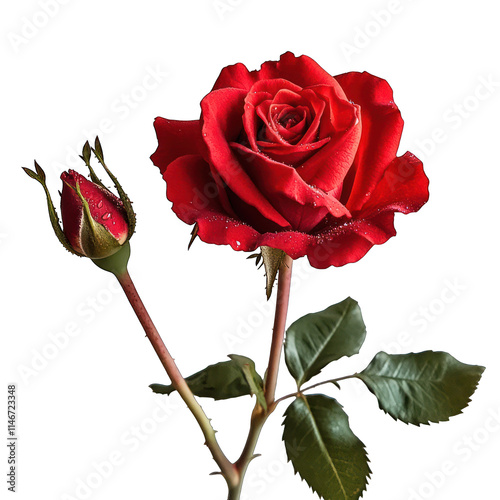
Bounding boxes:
[261,246,287,300]
[23,162,83,256]
[91,137,136,241]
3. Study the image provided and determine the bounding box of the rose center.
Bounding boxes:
[278,111,301,129]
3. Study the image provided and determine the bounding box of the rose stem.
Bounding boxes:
[228,255,294,500]
[264,254,293,407]
[115,269,238,489]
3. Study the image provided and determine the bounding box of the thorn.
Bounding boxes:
[209,471,222,476]
[188,223,199,250]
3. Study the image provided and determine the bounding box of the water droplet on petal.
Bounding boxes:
[97,200,103,209]
[102,212,112,220]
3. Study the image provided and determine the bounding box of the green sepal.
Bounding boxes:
[91,137,136,241]
[261,246,287,300]
[80,141,106,189]
[91,242,130,276]
[357,351,485,425]
[73,181,123,259]
[150,357,257,401]
[23,162,82,257]
[247,251,263,268]
[228,354,266,410]
[284,298,366,388]
[283,394,370,500]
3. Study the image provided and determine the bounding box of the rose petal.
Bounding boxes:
[275,106,309,143]
[255,136,330,166]
[335,72,404,211]
[163,154,412,269]
[305,212,397,268]
[358,152,429,217]
[164,154,224,224]
[151,118,204,174]
[212,52,347,93]
[231,142,351,232]
[201,87,291,229]
[295,107,361,194]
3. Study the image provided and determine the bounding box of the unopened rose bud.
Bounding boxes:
[60,170,128,258]
[24,137,136,274]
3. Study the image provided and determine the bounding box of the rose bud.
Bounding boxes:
[60,170,129,258]
[24,138,136,271]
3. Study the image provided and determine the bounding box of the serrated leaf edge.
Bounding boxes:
[356,351,485,426]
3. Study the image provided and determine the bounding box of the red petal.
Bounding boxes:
[212,52,347,93]
[201,88,290,229]
[165,155,224,223]
[151,117,205,175]
[231,143,350,232]
[335,72,404,211]
[163,153,414,269]
[295,99,361,193]
[164,154,265,251]
[255,136,330,166]
[359,152,429,217]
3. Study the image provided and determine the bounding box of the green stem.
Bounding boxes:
[273,374,358,406]
[228,255,294,499]
[116,270,238,489]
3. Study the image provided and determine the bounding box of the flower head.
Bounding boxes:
[151,52,429,269]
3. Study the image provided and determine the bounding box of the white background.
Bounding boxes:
[1,1,499,499]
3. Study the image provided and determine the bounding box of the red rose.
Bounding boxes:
[151,52,429,268]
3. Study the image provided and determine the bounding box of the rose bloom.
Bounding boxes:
[151,52,429,268]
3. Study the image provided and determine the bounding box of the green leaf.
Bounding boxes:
[228,354,266,410]
[284,298,366,388]
[150,358,257,401]
[357,351,485,425]
[283,395,370,500]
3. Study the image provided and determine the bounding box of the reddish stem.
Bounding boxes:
[116,270,237,488]
[264,255,293,406]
